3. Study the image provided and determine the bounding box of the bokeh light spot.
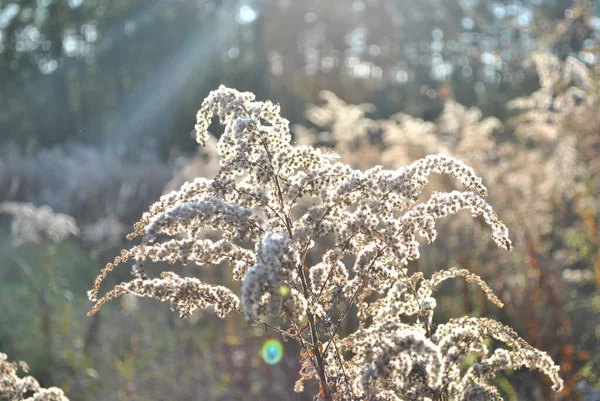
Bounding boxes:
[237,5,257,24]
[279,285,290,296]
[261,339,283,365]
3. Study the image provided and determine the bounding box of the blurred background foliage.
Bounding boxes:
[0,0,599,400]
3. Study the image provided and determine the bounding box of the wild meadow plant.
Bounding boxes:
[0,353,68,401]
[0,203,77,401]
[293,52,600,398]
[87,86,562,400]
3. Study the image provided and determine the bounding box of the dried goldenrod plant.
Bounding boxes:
[88,86,562,400]
[295,52,600,398]
[0,353,68,401]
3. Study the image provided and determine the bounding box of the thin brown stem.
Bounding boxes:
[250,119,333,401]
[322,246,386,359]
[332,336,354,398]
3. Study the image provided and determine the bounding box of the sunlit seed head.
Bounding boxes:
[261,339,283,365]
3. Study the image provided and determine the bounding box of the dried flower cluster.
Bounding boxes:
[295,52,600,397]
[0,353,69,401]
[89,86,562,400]
[0,202,79,246]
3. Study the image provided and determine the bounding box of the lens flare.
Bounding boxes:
[261,338,283,365]
[279,285,290,296]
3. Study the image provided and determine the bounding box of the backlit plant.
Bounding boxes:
[88,86,562,400]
